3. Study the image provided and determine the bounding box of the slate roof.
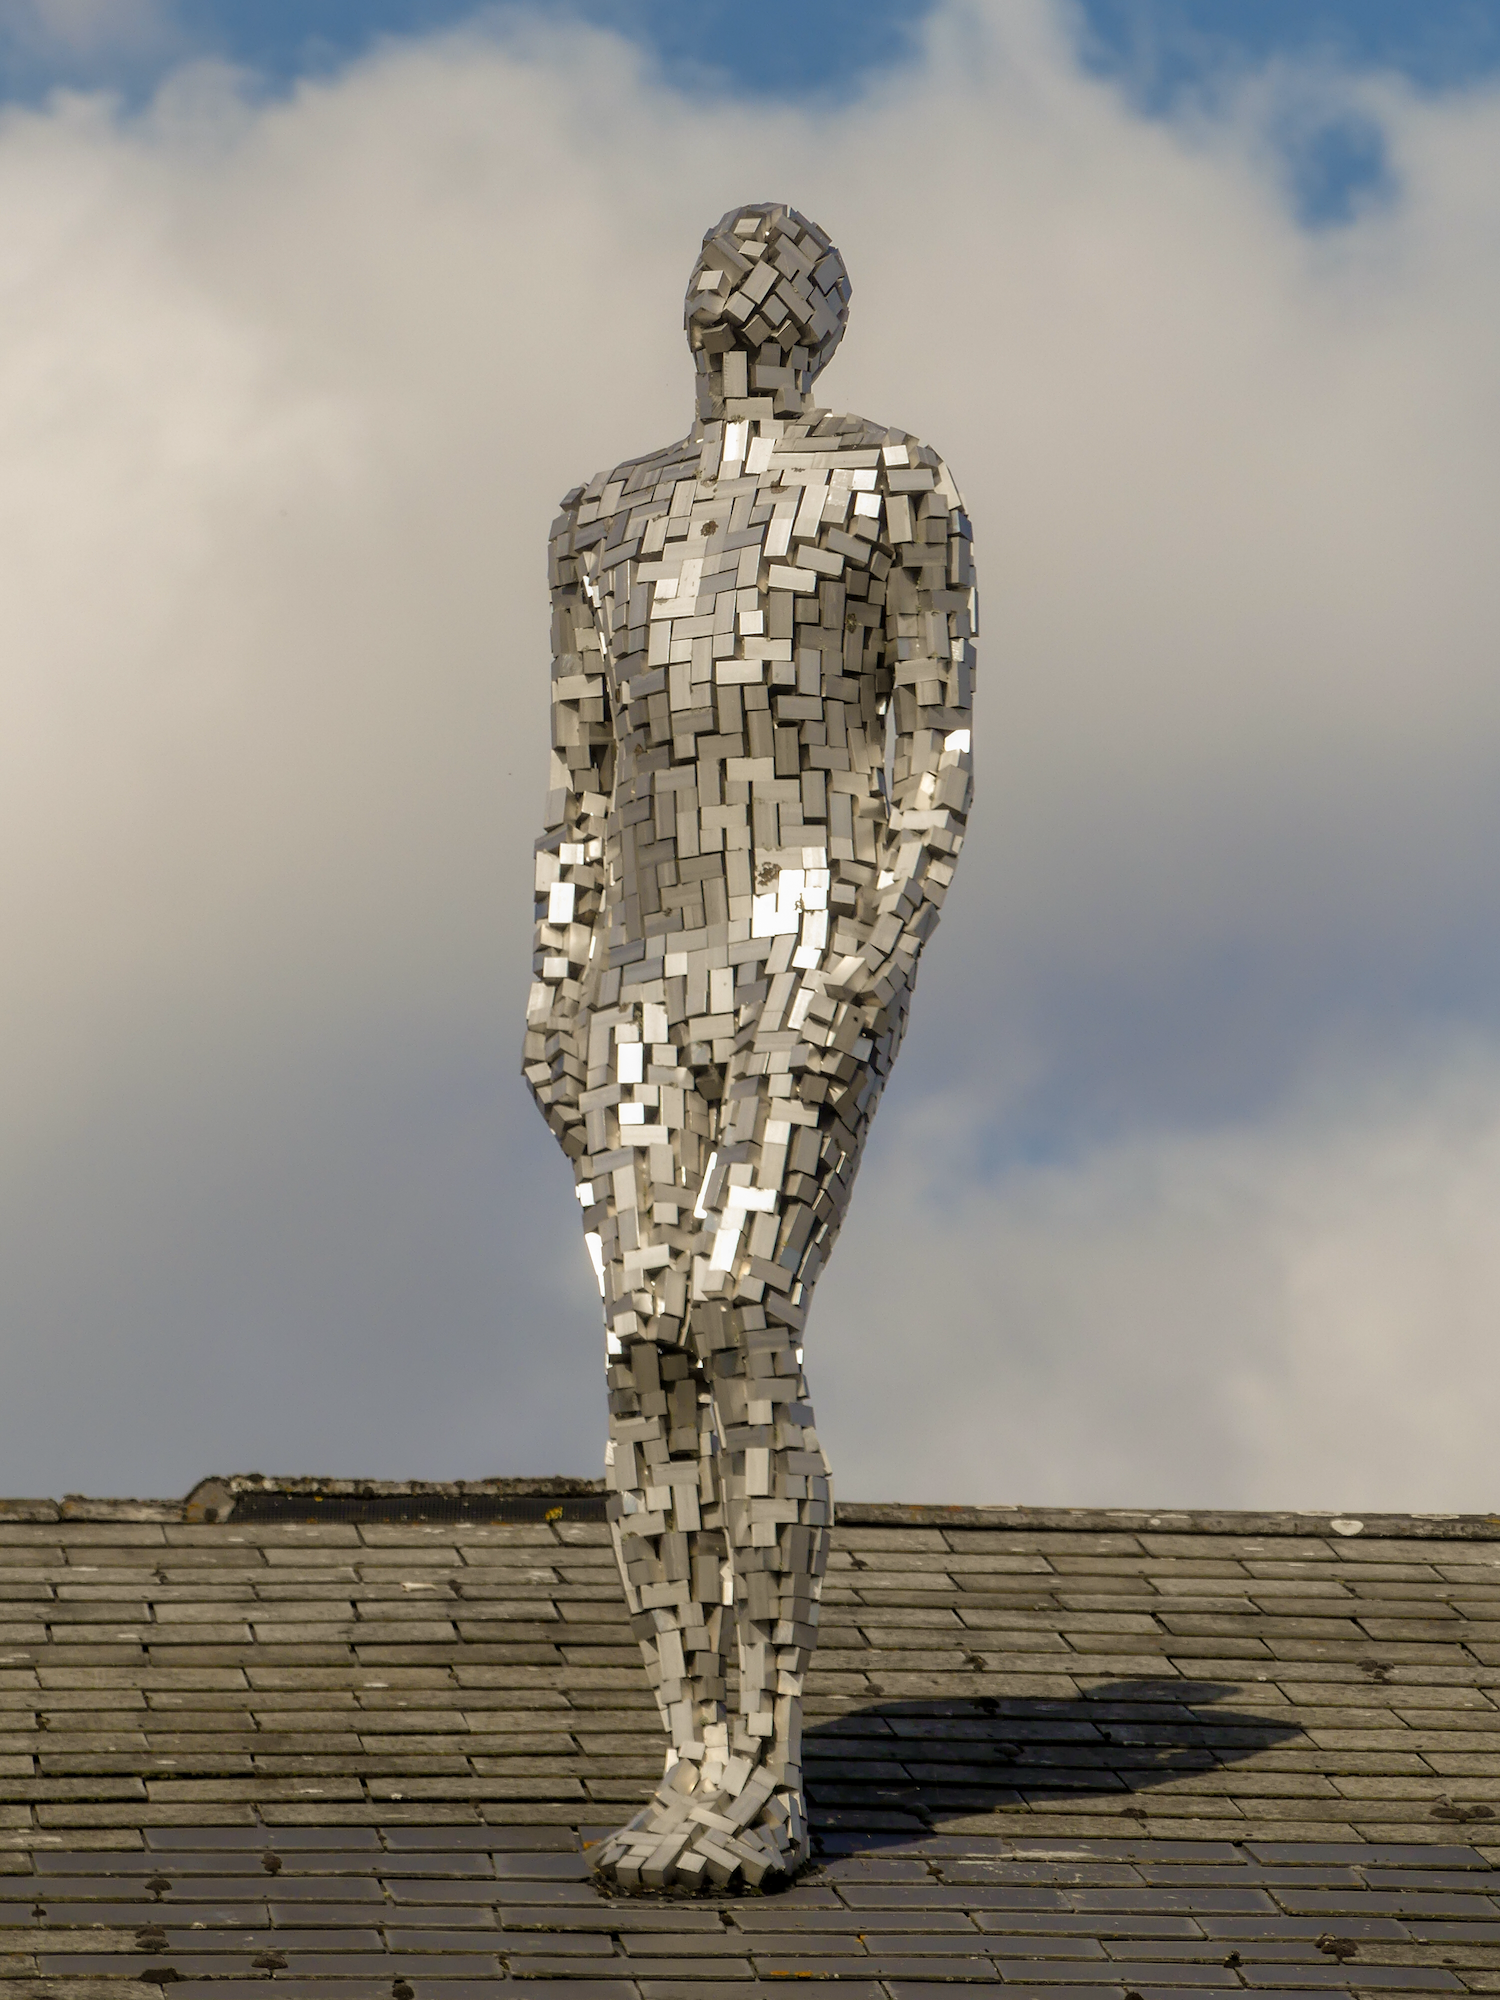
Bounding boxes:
[1,1485,1499,1996]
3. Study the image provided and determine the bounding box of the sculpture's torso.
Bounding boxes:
[547,408,974,1009]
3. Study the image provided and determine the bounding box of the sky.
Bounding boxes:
[3,0,1500,1508]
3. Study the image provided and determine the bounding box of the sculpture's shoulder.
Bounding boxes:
[778,409,971,522]
[547,433,701,565]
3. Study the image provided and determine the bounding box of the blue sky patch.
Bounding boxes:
[10,0,1500,126]
[2,1,1493,231]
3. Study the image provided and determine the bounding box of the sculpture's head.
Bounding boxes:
[685,203,850,418]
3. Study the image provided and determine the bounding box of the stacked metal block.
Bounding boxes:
[522,202,976,1891]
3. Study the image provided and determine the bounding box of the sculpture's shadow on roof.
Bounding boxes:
[803,1679,1302,1854]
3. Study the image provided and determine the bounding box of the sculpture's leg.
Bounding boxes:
[589,965,898,1891]
[676,966,905,1885]
[591,1301,830,1895]
[585,1103,744,1894]
[704,1315,830,1889]
[594,1328,733,1892]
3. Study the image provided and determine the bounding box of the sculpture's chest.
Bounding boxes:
[579,445,877,736]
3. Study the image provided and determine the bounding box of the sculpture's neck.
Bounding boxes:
[690,390,814,441]
[691,350,818,431]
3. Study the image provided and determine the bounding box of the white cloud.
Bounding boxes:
[817,1036,1500,1511]
[0,1,1498,1499]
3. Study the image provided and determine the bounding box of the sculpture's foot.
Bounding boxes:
[589,1758,809,1893]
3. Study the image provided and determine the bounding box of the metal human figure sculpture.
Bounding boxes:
[523,202,976,1891]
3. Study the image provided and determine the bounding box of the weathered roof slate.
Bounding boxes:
[1,1490,1499,1995]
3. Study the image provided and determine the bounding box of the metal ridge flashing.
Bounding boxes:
[4,1483,1497,1537]
[833,1501,1500,1538]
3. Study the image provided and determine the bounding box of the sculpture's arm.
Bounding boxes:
[521,497,615,1158]
[864,448,976,999]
